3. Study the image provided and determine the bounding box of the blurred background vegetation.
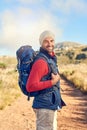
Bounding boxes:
[55,42,87,93]
[0,56,21,110]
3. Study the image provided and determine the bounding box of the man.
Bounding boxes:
[26,30,65,130]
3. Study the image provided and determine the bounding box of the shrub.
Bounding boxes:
[82,47,87,51]
[75,53,87,60]
[0,63,7,69]
[66,51,74,59]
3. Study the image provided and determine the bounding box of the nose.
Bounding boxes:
[48,40,52,45]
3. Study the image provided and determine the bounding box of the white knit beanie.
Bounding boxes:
[39,30,55,45]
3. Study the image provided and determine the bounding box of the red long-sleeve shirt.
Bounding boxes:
[26,59,52,92]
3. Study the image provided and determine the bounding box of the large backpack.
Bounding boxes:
[16,45,39,100]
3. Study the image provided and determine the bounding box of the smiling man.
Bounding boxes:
[26,30,65,130]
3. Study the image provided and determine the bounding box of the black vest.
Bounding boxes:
[32,48,65,110]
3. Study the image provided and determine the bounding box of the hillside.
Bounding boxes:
[55,41,84,50]
[55,41,87,64]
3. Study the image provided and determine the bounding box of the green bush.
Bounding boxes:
[0,63,7,69]
[75,53,87,60]
[65,51,74,59]
[82,47,87,51]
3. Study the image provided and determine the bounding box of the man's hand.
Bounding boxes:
[51,73,60,86]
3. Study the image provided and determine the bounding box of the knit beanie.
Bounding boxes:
[39,30,55,45]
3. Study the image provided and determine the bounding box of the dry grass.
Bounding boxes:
[59,63,87,92]
[0,56,21,110]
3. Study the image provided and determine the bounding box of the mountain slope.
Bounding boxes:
[55,41,85,50]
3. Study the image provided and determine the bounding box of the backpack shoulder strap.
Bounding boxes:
[35,52,51,73]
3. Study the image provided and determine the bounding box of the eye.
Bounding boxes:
[43,40,48,43]
[51,39,54,42]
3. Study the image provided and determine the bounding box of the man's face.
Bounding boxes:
[41,37,55,54]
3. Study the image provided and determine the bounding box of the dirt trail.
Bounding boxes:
[0,78,87,130]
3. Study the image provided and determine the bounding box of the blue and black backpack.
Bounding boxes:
[16,45,39,100]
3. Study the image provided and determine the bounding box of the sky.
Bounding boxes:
[0,0,87,56]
